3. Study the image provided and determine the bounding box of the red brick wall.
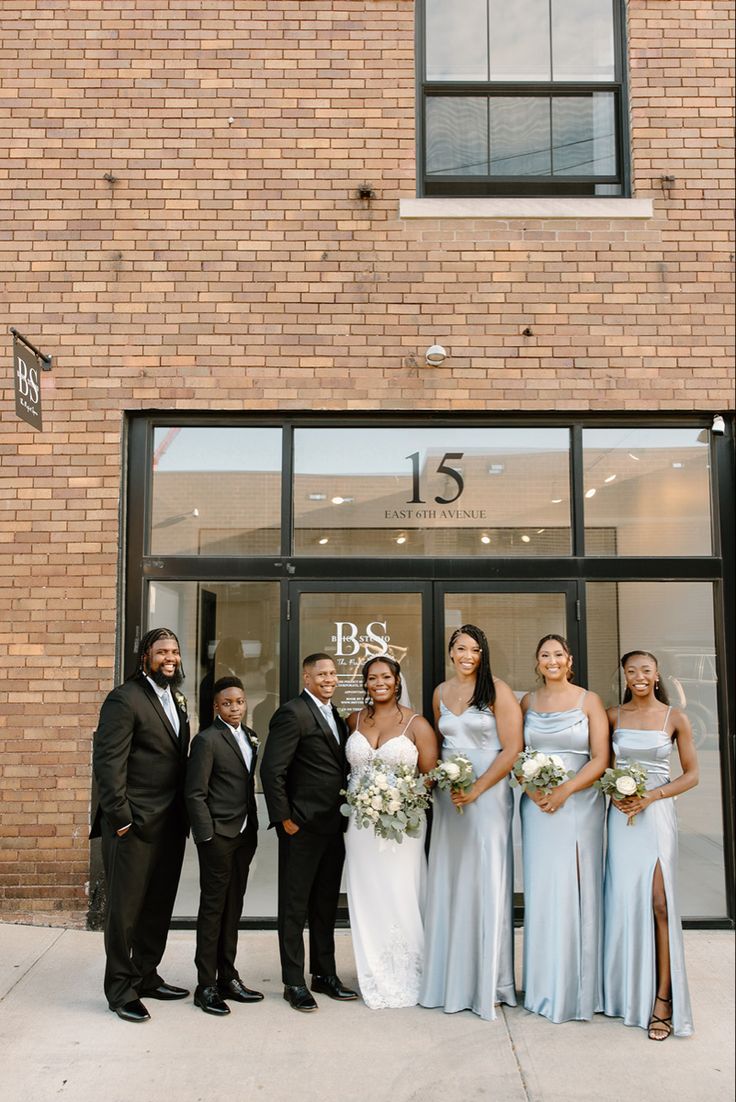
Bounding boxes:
[0,1,733,921]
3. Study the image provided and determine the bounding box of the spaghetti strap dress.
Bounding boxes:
[344,714,426,1009]
[419,695,516,1020]
[521,690,605,1022]
[602,708,693,1036]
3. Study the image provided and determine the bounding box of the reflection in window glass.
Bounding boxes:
[426,98,489,177]
[150,427,282,556]
[293,428,571,556]
[489,0,550,81]
[552,0,615,81]
[149,580,281,919]
[586,581,725,918]
[583,428,712,555]
[425,0,487,80]
[490,98,551,176]
[552,95,616,176]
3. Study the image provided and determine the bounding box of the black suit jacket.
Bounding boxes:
[185,717,259,844]
[90,674,190,841]
[260,691,347,834]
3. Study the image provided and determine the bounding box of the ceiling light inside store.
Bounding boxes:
[331,496,353,505]
[551,497,563,504]
[585,488,596,498]
[318,537,329,545]
[604,474,616,483]
[480,535,491,544]
[672,462,684,469]
[396,535,407,545]
[521,534,531,543]
[628,453,640,461]
[308,493,327,501]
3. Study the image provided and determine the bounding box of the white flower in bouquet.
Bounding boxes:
[428,754,476,815]
[595,761,648,824]
[510,748,574,794]
[341,759,430,843]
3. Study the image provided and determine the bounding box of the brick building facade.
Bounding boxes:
[0,1,733,925]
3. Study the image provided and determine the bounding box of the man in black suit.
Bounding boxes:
[91,628,191,1022]
[260,653,358,1011]
[185,676,263,1016]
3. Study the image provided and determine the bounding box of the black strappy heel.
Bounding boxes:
[648,994,673,1041]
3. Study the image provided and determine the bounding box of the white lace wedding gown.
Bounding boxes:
[344,721,427,1009]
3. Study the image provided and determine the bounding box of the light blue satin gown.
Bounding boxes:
[521,690,605,1022]
[419,697,516,1020]
[603,710,693,1036]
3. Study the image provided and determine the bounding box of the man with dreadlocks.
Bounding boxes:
[91,627,191,1022]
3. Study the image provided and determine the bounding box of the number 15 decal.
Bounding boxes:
[406,452,465,505]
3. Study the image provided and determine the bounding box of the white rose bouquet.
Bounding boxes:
[340,760,430,844]
[427,754,476,814]
[595,762,648,825]
[509,748,574,794]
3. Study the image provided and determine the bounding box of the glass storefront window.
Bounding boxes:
[583,428,712,555]
[586,581,725,918]
[293,428,571,556]
[150,427,282,556]
[147,580,281,918]
[298,591,424,715]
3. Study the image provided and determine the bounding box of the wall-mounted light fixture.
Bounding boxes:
[425,344,447,367]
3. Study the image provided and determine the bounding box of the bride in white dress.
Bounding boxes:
[344,656,437,1009]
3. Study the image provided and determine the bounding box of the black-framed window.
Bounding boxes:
[419,0,628,197]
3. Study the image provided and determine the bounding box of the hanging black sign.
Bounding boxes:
[11,330,51,431]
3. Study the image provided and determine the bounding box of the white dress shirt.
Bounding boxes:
[305,689,341,744]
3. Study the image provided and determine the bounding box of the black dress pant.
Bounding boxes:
[276,826,345,986]
[194,824,257,988]
[100,816,186,1009]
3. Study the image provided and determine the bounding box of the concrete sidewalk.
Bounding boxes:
[1,924,733,1102]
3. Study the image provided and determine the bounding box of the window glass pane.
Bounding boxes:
[552,94,616,176]
[299,591,424,715]
[426,97,489,176]
[426,0,488,80]
[293,428,571,556]
[148,580,282,918]
[489,0,550,81]
[150,427,282,556]
[552,0,615,81]
[583,428,713,555]
[490,98,551,176]
[587,581,726,918]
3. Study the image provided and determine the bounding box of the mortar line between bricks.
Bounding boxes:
[0,928,67,1004]
[500,1005,533,1102]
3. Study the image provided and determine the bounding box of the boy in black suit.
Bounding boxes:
[185,676,263,1015]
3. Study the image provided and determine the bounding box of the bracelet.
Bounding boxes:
[659,787,666,799]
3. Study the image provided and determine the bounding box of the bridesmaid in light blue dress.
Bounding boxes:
[520,634,609,1023]
[603,650,698,1040]
[420,624,523,1020]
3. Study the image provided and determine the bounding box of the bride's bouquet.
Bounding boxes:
[595,762,648,825]
[428,754,476,814]
[341,760,430,844]
[510,748,574,794]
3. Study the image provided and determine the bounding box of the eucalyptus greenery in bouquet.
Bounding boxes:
[510,748,574,794]
[428,754,476,814]
[341,759,430,843]
[595,761,648,825]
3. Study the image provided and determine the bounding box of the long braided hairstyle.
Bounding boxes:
[128,627,184,681]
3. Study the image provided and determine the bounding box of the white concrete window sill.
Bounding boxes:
[399,197,653,219]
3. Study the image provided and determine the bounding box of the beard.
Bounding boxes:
[149,666,184,690]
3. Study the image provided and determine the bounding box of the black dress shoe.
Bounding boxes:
[217,978,264,1003]
[194,985,231,1016]
[113,999,150,1023]
[283,984,318,1012]
[140,982,190,1000]
[311,975,359,1001]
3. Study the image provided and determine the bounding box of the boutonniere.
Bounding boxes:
[248,733,260,751]
[174,691,188,716]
